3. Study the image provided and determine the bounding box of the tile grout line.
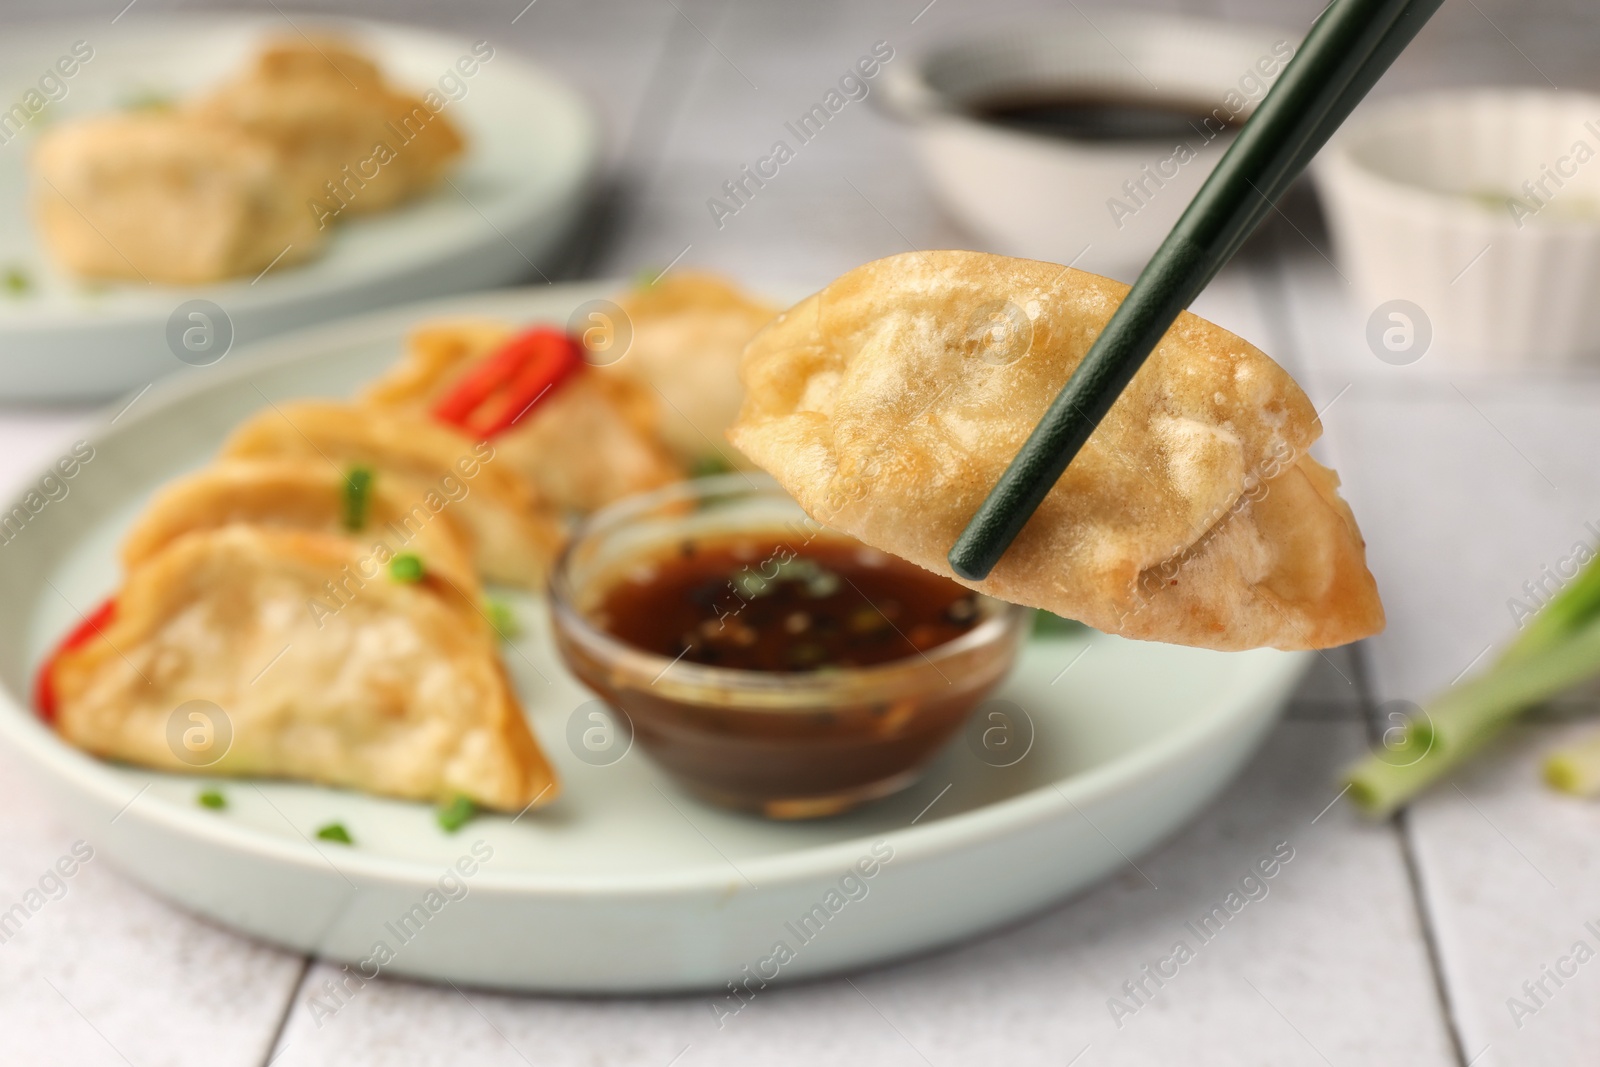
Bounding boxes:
[1254,185,1473,1067]
[255,955,314,1067]
[1244,224,1309,376]
[583,0,735,278]
[1241,217,1361,483]
[541,0,724,278]
[609,1,719,175]
[1349,641,1474,1067]
[1264,175,1480,1063]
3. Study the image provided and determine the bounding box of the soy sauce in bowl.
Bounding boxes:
[549,476,1028,819]
[595,538,982,673]
[969,93,1243,143]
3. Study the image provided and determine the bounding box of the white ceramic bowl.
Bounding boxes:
[1316,90,1600,371]
[878,12,1297,279]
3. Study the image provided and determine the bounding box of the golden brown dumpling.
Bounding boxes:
[615,273,777,467]
[50,526,556,811]
[728,251,1384,652]
[121,460,481,606]
[195,36,464,222]
[363,320,682,514]
[31,111,324,283]
[219,402,563,588]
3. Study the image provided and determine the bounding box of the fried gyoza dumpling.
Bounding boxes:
[50,526,556,811]
[219,402,563,588]
[195,36,464,221]
[615,273,777,467]
[122,460,481,604]
[728,251,1384,651]
[31,111,325,283]
[363,320,682,514]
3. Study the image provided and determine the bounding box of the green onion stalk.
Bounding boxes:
[1346,551,1600,816]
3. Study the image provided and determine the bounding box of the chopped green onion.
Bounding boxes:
[780,558,840,598]
[732,569,770,599]
[388,553,425,583]
[1032,610,1088,638]
[732,558,839,600]
[689,454,735,479]
[786,642,828,668]
[484,596,521,640]
[197,789,227,810]
[1544,730,1600,796]
[1346,549,1600,816]
[631,266,662,289]
[436,795,477,833]
[4,267,30,296]
[848,606,890,635]
[120,88,175,112]
[341,467,373,531]
[732,559,844,601]
[315,822,353,844]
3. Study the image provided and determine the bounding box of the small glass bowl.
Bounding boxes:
[548,474,1028,819]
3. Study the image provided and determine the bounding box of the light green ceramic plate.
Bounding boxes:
[0,284,1309,992]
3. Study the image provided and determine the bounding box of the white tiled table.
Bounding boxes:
[3,0,1599,1063]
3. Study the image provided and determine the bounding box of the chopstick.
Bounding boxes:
[946,0,1446,582]
[1210,0,1445,271]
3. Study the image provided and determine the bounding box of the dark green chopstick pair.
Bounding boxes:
[948,0,1446,582]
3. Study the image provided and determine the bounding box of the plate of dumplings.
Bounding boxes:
[0,262,1331,992]
[0,14,598,400]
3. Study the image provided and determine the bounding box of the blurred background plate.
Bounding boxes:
[0,283,1309,992]
[0,14,599,401]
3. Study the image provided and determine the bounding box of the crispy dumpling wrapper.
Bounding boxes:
[363,320,682,514]
[52,526,556,811]
[195,36,464,217]
[32,111,325,283]
[219,401,563,588]
[728,251,1384,651]
[614,273,778,467]
[122,460,482,602]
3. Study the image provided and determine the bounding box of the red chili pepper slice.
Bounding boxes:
[431,327,583,439]
[34,596,116,722]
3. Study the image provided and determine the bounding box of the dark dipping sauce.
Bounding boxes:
[594,537,981,672]
[970,94,1242,143]
[554,527,1023,818]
